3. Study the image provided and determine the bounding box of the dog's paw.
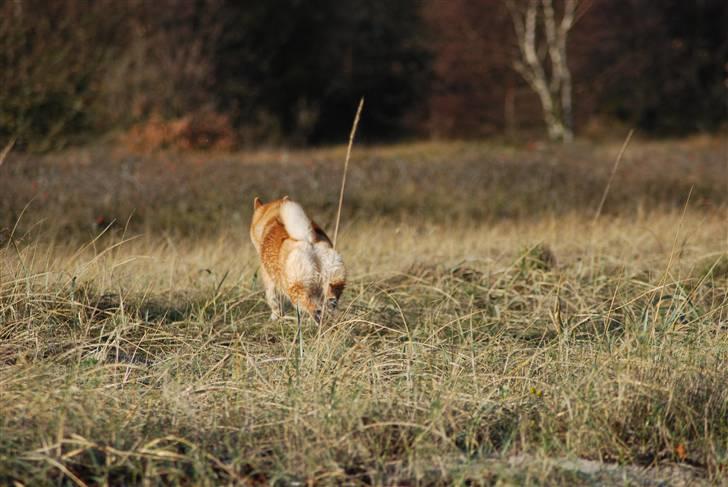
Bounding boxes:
[269,312,281,321]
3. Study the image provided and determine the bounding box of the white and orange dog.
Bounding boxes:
[250,197,346,323]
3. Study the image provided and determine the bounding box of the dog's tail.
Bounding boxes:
[280,200,315,243]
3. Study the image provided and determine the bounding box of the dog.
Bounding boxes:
[250,196,346,323]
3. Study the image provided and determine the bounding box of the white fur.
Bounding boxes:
[280,201,315,243]
[315,242,346,283]
[284,242,319,287]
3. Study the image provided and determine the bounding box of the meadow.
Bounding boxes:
[1,137,726,485]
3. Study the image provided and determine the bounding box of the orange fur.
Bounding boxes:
[250,197,346,322]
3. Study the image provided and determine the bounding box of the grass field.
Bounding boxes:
[1,138,727,485]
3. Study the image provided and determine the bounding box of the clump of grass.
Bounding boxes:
[696,254,728,280]
[518,242,557,272]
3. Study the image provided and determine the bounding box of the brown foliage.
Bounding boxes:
[122,109,236,152]
[423,0,543,138]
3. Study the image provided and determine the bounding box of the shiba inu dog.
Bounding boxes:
[250,196,346,323]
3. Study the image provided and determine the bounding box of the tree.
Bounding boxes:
[0,0,126,150]
[506,0,578,142]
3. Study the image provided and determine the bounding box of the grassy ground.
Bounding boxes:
[0,136,725,238]
[1,138,727,485]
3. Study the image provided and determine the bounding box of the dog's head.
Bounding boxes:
[251,195,288,212]
[250,196,290,247]
[311,286,342,324]
[319,247,346,313]
[325,281,345,312]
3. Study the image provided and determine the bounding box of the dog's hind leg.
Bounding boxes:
[260,267,282,320]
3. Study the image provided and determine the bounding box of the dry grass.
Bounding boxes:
[0,139,727,484]
[0,136,725,239]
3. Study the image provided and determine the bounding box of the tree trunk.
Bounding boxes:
[506,0,577,142]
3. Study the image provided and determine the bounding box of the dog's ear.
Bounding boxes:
[282,195,289,201]
[253,197,263,209]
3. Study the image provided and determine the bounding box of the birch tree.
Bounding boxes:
[506,0,577,142]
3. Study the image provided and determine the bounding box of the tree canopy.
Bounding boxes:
[0,0,725,150]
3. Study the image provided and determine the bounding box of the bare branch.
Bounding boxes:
[542,0,558,45]
[522,0,539,69]
[505,0,525,41]
[541,0,562,93]
[0,137,15,167]
[560,0,576,33]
